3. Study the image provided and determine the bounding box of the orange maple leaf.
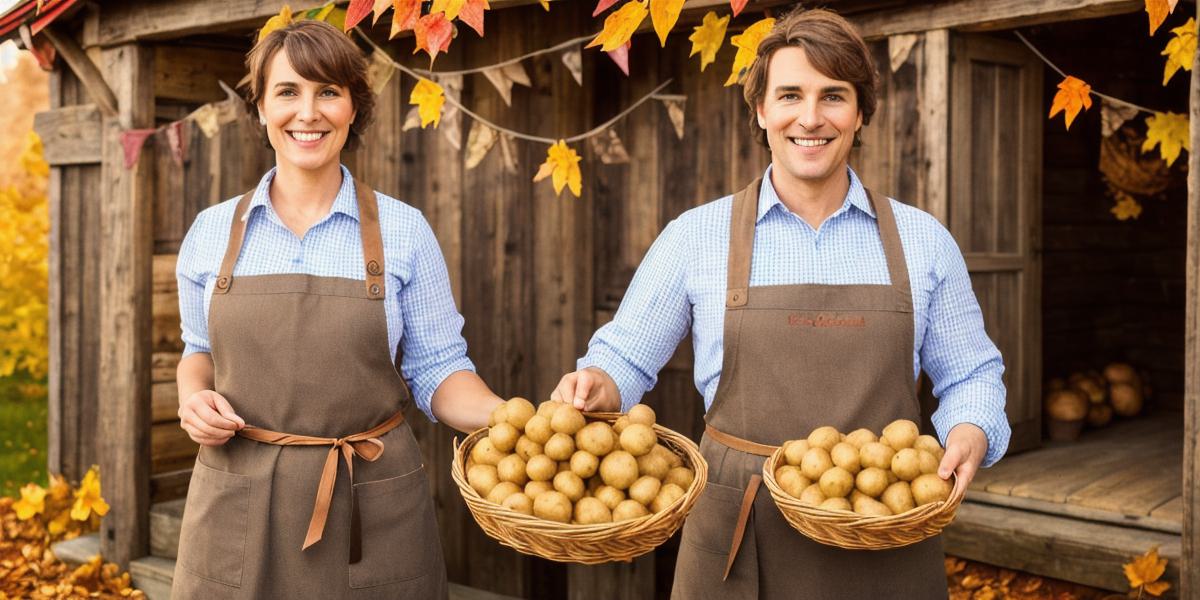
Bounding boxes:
[458,0,489,37]
[390,0,421,38]
[1047,75,1092,130]
[1124,546,1170,596]
[731,0,749,17]
[1146,0,1179,35]
[586,1,649,52]
[413,12,455,63]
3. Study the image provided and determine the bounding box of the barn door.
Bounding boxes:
[948,34,1043,454]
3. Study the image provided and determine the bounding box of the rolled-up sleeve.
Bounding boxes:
[578,219,693,412]
[177,210,213,358]
[397,217,475,420]
[922,226,1010,467]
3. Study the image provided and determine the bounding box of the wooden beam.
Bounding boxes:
[850,0,1142,40]
[919,29,949,225]
[33,105,102,165]
[97,42,154,569]
[153,45,246,103]
[41,26,118,117]
[1183,1,1200,595]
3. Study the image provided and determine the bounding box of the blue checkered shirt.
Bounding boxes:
[176,165,474,420]
[578,166,1010,466]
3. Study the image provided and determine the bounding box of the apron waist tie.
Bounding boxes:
[704,424,779,581]
[237,410,406,564]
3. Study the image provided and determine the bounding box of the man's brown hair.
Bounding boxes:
[240,20,375,151]
[742,8,878,147]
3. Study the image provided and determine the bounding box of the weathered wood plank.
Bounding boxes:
[967,489,1182,534]
[33,105,102,165]
[151,382,179,424]
[41,26,118,117]
[920,30,949,224]
[150,422,198,474]
[1183,2,1200,592]
[149,468,192,504]
[850,0,1142,41]
[153,45,245,103]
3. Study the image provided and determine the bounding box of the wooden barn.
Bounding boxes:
[3,0,1197,597]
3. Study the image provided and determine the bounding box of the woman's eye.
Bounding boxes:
[321,88,340,97]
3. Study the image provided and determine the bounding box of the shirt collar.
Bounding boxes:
[242,164,360,222]
[756,164,876,223]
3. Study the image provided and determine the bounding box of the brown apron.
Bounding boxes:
[671,179,947,599]
[171,178,448,599]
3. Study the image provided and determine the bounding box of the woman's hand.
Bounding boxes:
[549,367,621,412]
[178,390,245,447]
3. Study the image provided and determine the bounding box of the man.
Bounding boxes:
[551,8,1008,599]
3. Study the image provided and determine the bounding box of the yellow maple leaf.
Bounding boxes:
[409,79,445,128]
[587,1,649,53]
[47,510,72,535]
[689,11,729,72]
[540,0,550,9]
[1111,195,1143,220]
[13,483,46,520]
[70,466,109,521]
[1161,17,1196,84]
[430,0,467,20]
[1047,75,1093,130]
[1142,111,1190,166]
[258,5,294,43]
[533,140,583,197]
[1146,0,1179,35]
[725,17,776,87]
[1124,546,1169,592]
[651,0,685,47]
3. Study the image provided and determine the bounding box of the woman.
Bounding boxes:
[172,20,499,599]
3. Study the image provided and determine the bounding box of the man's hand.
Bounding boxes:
[549,367,621,412]
[937,423,988,488]
[178,390,245,447]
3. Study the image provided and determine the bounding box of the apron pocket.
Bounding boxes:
[176,458,250,588]
[680,480,746,555]
[349,464,442,590]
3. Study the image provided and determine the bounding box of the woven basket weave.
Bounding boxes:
[451,412,707,564]
[761,444,965,550]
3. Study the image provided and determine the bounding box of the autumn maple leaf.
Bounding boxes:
[459,0,489,37]
[689,11,729,72]
[1142,111,1190,166]
[731,0,749,17]
[258,5,293,42]
[1161,17,1196,85]
[70,466,109,521]
[413,12,455,64]
[725,17,775,86]
[1047,75,1092,130]
[390,0,421,38]
[431,0,466,20]
[1146,0,1179,35]
[345,0,374,30]
[593,0,619,17]
[651,0,685,47]
[13,483,46,520]
[1111,194,1143,221]
[533,140,583,197]
[410,79,445,128]
[587,1,649,52]
[1124,546,1171,597]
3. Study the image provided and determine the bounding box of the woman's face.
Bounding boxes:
[258,49,356,173]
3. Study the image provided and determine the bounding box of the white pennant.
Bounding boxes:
[403,106,422,131]
[498,133,519,175]
[440,75,464,150]
[888,34,918,73]
[367,49,396,94]
[465,121,498,170]
[656,95,686,140]
[482,62,532,106]
[588,128,630,165]
[1101,99,1139,138]
[561,47,583,86]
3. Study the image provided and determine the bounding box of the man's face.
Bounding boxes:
[756,46,863,189]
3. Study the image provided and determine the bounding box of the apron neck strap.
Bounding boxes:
[865,188,910,295]
[213,175,387,300]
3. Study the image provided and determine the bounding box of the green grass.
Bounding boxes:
[0,372,48,498]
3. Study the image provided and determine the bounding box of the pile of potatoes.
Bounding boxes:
[1044,362,1150,430]
[774,419,952,517]
[465,398,696,525]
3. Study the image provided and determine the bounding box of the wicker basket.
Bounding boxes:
[451,412,707,564]
[761,444,965,550]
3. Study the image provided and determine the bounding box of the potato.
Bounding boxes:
[887,471,899,484]
[891,448,922,482]
[533,490,572,523]
[600,451,639,490]
[881,481,916,515]
[800,447,834,481]
[512,437,541,462]
[473,437,508,466]
[1072,377,1107,404]
[620,424,657,457]
[489,404,508,427]
[569,450,599,479]
[1110,382,1143,417]
[594,485,626,510]
[818,467,854,498]
[536,400,561,420]
[637,452,670,480]
[628,476,662,506]
[1087,403,1114,428]
[628,404,657,426]
[852,495,893,517]
[783,439,811,466]
[544,432,576,461]
[859,442,895,470]
[882,419,920,450]
[1103,362,1139,386]
[497,454,529,486]
[775,465,808,490]
[502,492,534,515]
[574,497,613,524]
[613,415,631,434]
[525,480,553,499]
[505,397,536,430]
[807,426,841,451]
[486,481,522,505]
[917,450,940,475]
[844,428,877,449]
[650,483,685,513]
[651,443,681,469]
[551,404,587,435]
[526,454,557,482]
[913,435,943,457]
[1045,389,1088,421]
[613,499,650,521]
[855,467,889,498]
[819,497,853,512]
[558,460,572,473]
[830,442,861,474]
[665,466,695,490]
[489,422,520,453]
[524,414,553,444]
[576,422,616,456]
[553,471,586,502]
[799,483,826,506]
[467,464,499,497]
[849,490,869,505]
[911,474,952,506]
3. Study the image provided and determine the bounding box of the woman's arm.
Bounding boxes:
[430,371,503,433]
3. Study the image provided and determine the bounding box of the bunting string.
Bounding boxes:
[1014,30,1160,115]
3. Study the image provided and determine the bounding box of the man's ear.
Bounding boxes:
[756,103,767,129]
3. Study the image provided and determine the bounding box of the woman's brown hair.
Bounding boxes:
[741,8,878,147]
[240,19,375,151]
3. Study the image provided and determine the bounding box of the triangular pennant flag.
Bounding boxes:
[561,47,583,86]
[403,106,423,131]
[657,95,686,140]
[607,42,630,76]
[120,129,155,169]
[465,121,498,169]
[440,75,464,150]
[165,120,188,166]
[191,104,220,139]
[888,33,918,73]
[367,48,397,93]
[588,128,630,164]
[499,133,519,175]
[482,62,531,106]
[1101,99,1140,137]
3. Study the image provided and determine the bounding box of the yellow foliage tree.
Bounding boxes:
[0,131,49,378]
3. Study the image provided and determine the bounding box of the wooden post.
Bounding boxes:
[1183,2,1200,595]
[97,42,153,569]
